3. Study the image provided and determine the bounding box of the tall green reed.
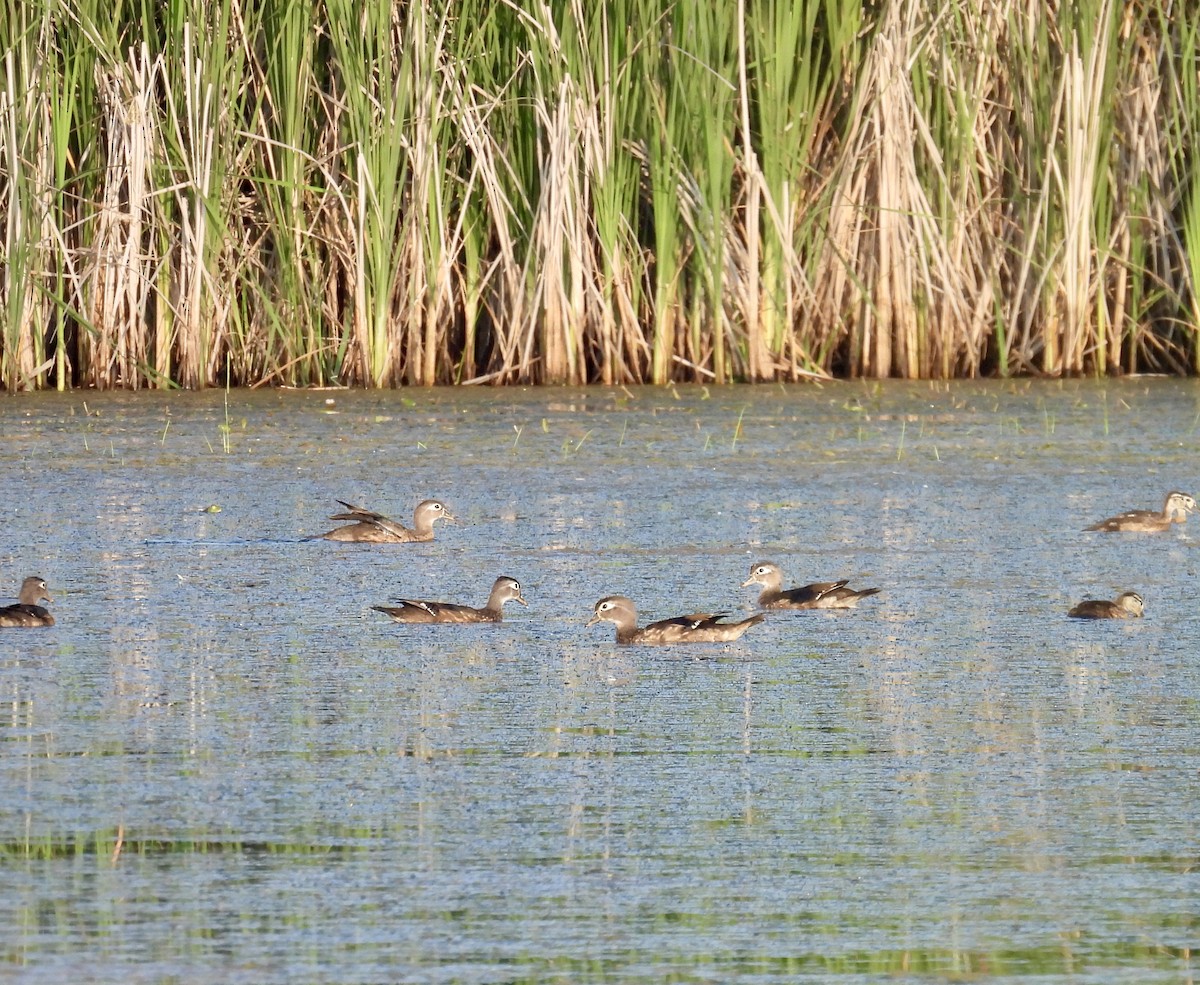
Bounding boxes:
[1165,11,1200,372]
[1,34,42,391]
[2,0,1199,389]
[250,0,329,386]
[573,2,646,385]
[324,0,414,385]
[747,0,858,380]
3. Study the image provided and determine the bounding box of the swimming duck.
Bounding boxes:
[1084,491,1197,533]
[1067,591,1144,619]
[318,499,454,542]
[0,576,55,628]
[586,595,764,644]
[372,576,526,624]
[741,561,880,610]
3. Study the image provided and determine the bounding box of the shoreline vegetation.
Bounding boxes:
[2,0,1199,391]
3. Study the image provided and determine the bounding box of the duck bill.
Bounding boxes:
[740,577,756,588]
[585,613,601,627]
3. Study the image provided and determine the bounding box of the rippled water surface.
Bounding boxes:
[2,380,1198,983]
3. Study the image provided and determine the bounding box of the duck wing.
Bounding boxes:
[329,501,414,539]
[777,581,848,605]
[1084,508,1155,531]
[1067,599,1118,618]
[637,611,764,643]
[0,603,54,627]
[372,600,489,624]
[645,611,726,632]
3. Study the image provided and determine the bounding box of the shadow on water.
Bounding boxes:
[1,380,1198,983]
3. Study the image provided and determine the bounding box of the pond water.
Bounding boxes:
[1,379,1197,983]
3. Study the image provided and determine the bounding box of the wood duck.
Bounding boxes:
[1067,591,1144,619]
[372,576,526,624]
[0,576,55,628]
[1085,491,1197,533]
[586,595,764,644]
[741,561,880,610]
[318,499,454,542]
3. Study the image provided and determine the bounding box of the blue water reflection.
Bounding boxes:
[1,380,1197,982]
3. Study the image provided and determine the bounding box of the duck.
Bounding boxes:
[1067,591,1144,619]
[372,576,527,624]
[1084,491,1197,533]
[586,595,764,644]
[741,561,880,610]
[318,499,454,542]
[0,576,55,628]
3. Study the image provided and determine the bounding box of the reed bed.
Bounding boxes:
[2,0,1199,390]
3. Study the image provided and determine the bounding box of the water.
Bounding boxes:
[1,380,1198,983]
